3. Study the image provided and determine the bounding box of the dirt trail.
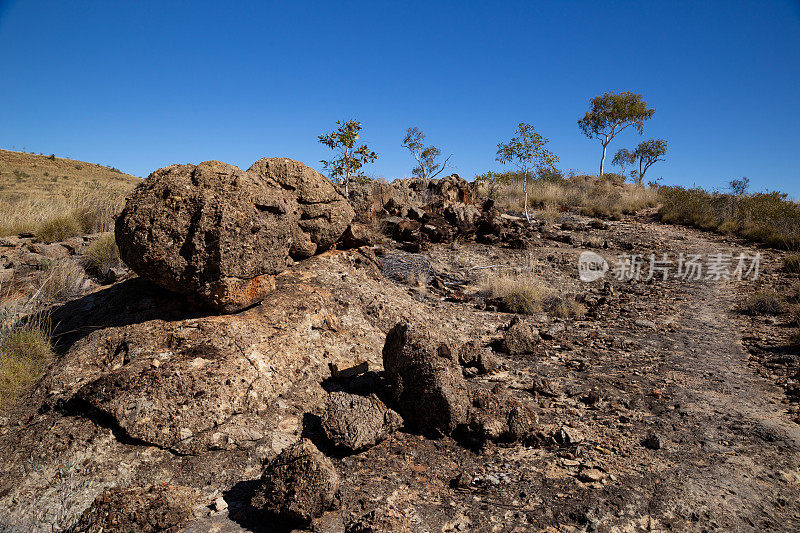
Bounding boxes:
[625,222,800,530]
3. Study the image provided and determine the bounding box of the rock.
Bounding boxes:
[76,484,200,533]
[212,496,228,512]
[643,432,662,450]
[457,341,499,374]
[339,223,375,249]
[463,385,538,443]
[540,322,566,340]
[250,439,340,526]
[445,202,481,228]
[248,157,355,257]
[554,425,584,446]
[116,158,353,313]
[500,317,540,355]
[634,319,657,329]
[382,322,470,436]
[578,468,604,483]
[346,506,413,533]
[320,392,403,452]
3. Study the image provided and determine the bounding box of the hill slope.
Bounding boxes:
[0,149,139,202]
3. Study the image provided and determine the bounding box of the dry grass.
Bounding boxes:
[475,173,659,220]
[0,149,137,240]
[659,186,800,250]
[0,311,53,408]
[481,271,585,317]
[84,233,121,276]
[741,290,784,316]
[35,260,85,303]
[783,254,800,274]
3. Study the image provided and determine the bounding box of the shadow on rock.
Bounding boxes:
[50,277,206,354]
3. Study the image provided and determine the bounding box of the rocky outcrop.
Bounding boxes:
[115,158,354,313]
[250,439,340,526]
[463,385,538,443]
[499,316,540,355]
[76,484,200,533]
[382,322,471,436]
[320,392,403,453]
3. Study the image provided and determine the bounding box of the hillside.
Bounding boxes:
[0,150,140,239]
[0,149,139,202]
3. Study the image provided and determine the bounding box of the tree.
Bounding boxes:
[578,91,655,177]
[402,127,452,180]
[496,123,558,223]
[612,138,667,184]
[318,119,377,196]
[729,176,750,196]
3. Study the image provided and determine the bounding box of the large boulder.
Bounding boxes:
[115,158,353,313]
[250,439,340,526]
[382,322,470,436]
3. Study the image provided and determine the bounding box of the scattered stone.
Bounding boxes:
[382,322,470,436]
[346,506,413,533]
[540,322,566,340]
[578,468,604,483]
[457,341,499,374]
[76,484,200,533]
[500,317,540,355]
[320,392,403,453]
[643,432,662,450]
[554,425,584,446]
[464,385,538,443]
[212,496,228,513]
[634,319,657,329]
[250,439,340,526]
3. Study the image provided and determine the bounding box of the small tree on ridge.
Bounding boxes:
[496,123,558,223]
[318,119,378,196]
[578,91,655,177]
[401,126,452,180]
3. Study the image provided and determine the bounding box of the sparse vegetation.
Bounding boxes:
[496,123,559,223]
[35,260,85,302]
[741,290,784,316]
[402,126,452,180]
[318,119,378,196]
[84,233,121,276]
[578,92,656,176]
[481,271,585,317]
[658,186,800,249]
[783,254,800,273]
[0,312,53,408]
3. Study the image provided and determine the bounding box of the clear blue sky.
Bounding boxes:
[1,1,798,195]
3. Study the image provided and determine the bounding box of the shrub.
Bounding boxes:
[481,271,585,317]
[36,214,83,243]
[48,154,56,160]
[84,233,120,276]
[741,290,784,315]
[0,312,53,408]
[658,186,800,250]
[783,254,800,274]
[35,260,85,302]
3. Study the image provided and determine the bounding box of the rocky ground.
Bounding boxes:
[1,166,799,532]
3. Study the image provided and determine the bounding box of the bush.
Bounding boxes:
[36,214,83,243]
[84,233,121,276]
[0,312,53,408]
[659,186,800,249]
[35,260,85,302]
[783,254,800,274]
[741,290,784,316]
[481,272,585,317]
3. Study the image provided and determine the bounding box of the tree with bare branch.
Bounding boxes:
[402,127,452,180]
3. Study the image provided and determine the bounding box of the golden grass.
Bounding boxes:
[0,149,137,240]
[84,233,121,276]
[35,260,85,302]
[0,313,53,408]
[784,254,800,274]
[475,174,659,220]
[481,271,585,317]
[741,290,784,316]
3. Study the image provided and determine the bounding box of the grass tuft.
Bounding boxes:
[0,311,53,408]
[481,271,585,317]
[84,233,121,276]
[741,290,784,316]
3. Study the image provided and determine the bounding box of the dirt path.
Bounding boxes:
[620,222,800,530]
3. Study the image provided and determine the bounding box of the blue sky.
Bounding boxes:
[1,1,798,196]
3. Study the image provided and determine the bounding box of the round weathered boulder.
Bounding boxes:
[321,392,403,453]
[116,158,354,313]
[248,157,355,258]
[250,439,340,526]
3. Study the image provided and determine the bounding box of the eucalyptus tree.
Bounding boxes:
[318,119,377,196]
[578,92,655,177]
[496,123,558,223]
[613,138,667,184]
[402,126,452,180]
